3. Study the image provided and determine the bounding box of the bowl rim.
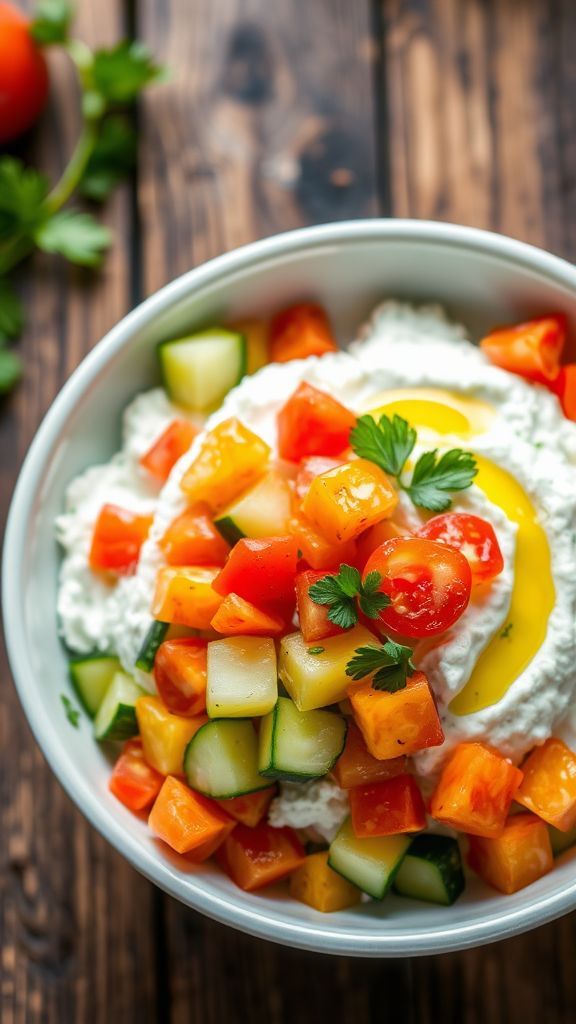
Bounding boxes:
[5,217,576,957]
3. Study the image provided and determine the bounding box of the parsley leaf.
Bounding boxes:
[0,280,24,342]
[350,413,416,477]
[30,0,73,44]
[0,350,22,394]
[34,210,112,266]
[0,159,48,240]
[358,570,391,619]
[60,693,80,728]
[407,448,478,512]
[308,564,389,630]
[80,116,137,201]
[307,646,325,655]
[346,640,415,692]
[500,622,513,640]
[92,42,164,104]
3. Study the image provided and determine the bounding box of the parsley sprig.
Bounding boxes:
[350,413,477,512]
[308,564,390,630]
[0,0,164,394]
[346,639,416,693]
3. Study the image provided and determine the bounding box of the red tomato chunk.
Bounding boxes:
[140,418,197,482]
[277,382,356,462]
[89,503,152,576]
[214,536,298,608]
[417,512,504,584]
[350,775,427,837]
[154,638,208,717]
[109,739,163,812]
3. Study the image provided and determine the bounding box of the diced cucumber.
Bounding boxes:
[207,637,277,718]
[158,328,246,411]
[214,470,292,545]
[258,697,347,781]
[279,625,376,711]
[69,654,120,717]
[393,834,465,906]
[94,671,145,741]
[135,620,193,672]
[328,818,411,900]
[549,825,576,857]
[183,718,270,798]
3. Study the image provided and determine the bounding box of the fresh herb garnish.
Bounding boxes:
[308,564,390,630]
[350,413,478,512]
[346,640,416,692]
[500,622,514,640]
[307,646,325,655]
[61,693,80,728]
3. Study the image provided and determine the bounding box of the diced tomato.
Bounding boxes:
[160,504,230,566]
[429,742,523,838]
[180,417,270,511]
[515,738,576,831]
[551,364,576,420]
[277,382,356,462]
[289,514,357,571]
[355,519,410,569]
[349,671,444,760]
[213,536,298,609]
[417,512,504,585]
[302,459,398,545]
[350,775,426,837]
[269,303,338,363]
[295,569,344,643]
[468,813,553,894]
[217,822,305,891]
[210,592,286,636]
[139,418,197,482]
[152,566,223,628]
[363,537,472,638]
[154,638,208,717]
[149,775,234,856]
[89,503,152,576]
[294,456,344,502]
[480,315,566,384]
[216,787,276,828]
[332,721,406,789]
[109,739,163,812]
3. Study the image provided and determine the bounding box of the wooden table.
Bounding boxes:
[2,1,576,1020]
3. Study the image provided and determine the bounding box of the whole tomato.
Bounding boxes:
[0,2,49,144]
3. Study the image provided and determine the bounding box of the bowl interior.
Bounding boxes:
[6,221,576,956]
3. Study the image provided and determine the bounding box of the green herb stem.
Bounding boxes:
[43,116,100,216]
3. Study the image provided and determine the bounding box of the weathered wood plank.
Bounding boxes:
[0,4,159,1023]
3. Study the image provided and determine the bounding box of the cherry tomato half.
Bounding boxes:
[417,513,504,584]
[154,637,208,717]
[363,537,472,638]
[0,3,49,144]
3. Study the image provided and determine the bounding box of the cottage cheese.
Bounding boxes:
[268,778,349,843]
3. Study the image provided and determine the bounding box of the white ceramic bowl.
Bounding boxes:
[5,220,576,957]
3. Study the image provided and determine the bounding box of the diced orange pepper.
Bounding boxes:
[468,813,553,894]
[109,738,164,813]
[180,417,270,511]
[295,569,344,643]
[217,823,305,891]
[230,318,269,374]
[136,695,207,775]
[289,851,361,912]
[356,519,410,569]
[430,742,523,838]
[269,303,338,363]
[210,592,285,636]
[139,418,198,482]
[149,775,234,856]
[332,721,406,790]
[480,315,565,384]
[154,638,208,717]
[89,503,152,576]
[515,738,576,831]
[216,787,276,828]
[348,671,444,761]
[152,566,223,628]
[350,774,426,837]
[302,459,398,544]
[289,514,357,571]
[160,503,230,566]
[294,456,345,502]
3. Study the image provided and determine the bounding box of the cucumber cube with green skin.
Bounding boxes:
[549,824,576,857]
[94,671,145,741]
[207,636,277,718]
[69,654,120,717]
[158,328,246,412]
[278,625,376,711]
[393,834,465,906]
[183,718,271,799]
[328,818,411,900]
[258,697,347,781]
[214,470,292,546]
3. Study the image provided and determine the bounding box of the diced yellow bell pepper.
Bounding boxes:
[301,458,398,544]
[290,851,361,912]
[279,625,375,711]
[179,417,270,511]
[136,696,207,775]
[231,318,269,374]
[152,566,223,628]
